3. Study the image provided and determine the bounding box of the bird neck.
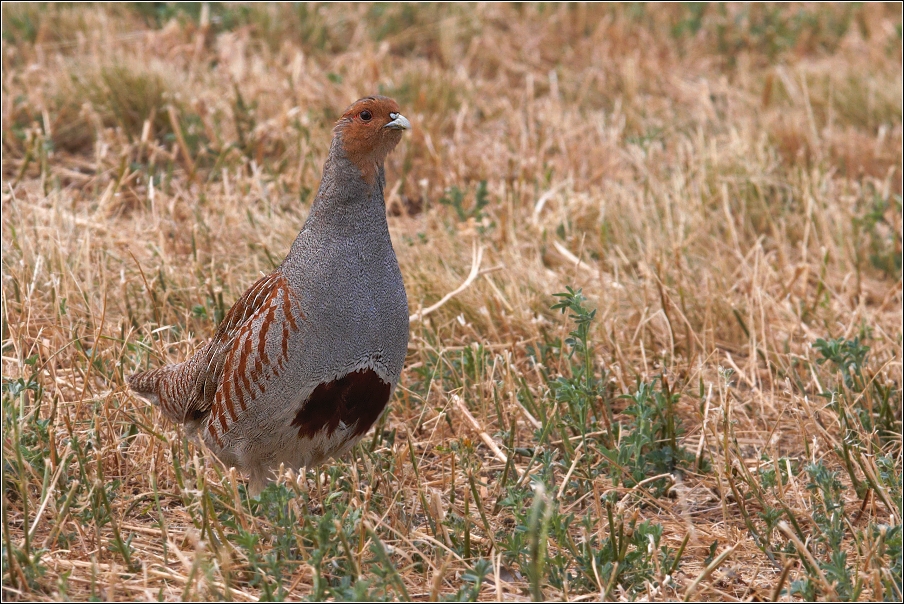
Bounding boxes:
[297,138,390,238]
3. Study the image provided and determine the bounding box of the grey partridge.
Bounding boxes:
[129,96,411,495]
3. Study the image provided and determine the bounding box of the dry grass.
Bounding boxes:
[2,3,901,601]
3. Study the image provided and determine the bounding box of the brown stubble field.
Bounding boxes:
[1,3,902,601]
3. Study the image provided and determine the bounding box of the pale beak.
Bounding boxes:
[384,112,411,131]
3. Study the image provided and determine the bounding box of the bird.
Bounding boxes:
[129,96,411,495]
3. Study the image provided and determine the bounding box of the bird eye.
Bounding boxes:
[359,110,373,122]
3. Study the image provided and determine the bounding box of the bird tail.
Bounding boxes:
[128,363,197,423]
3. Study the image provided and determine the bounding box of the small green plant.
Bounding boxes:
[786,462,856,600]
[813,336,870,391]
[216,478,409,602]
[439,181,491,225]
[497,483,680,598]
[2,360,53,593]
[602,377,697,494]
[442,558,492,602]
[852,191,902,279]
[814,335,900,447]
[549,288,697,492]
[549,287,614,446]
[771,336,904,601]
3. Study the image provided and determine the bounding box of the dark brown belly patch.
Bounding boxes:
[291,368,391,439]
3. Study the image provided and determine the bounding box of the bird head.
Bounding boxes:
[334,96,410,185]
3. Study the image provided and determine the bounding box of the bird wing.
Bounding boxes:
[184,271,302,427]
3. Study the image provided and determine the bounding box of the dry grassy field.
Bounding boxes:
[2,3,902,601]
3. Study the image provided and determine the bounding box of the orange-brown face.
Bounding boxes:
[334,96,410,185]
